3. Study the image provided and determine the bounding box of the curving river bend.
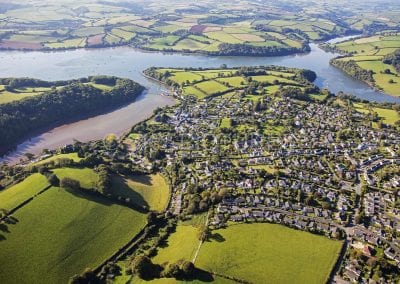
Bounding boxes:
[1,37,399,164]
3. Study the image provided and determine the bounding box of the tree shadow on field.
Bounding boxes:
[209,232,226,242]
[0,234,6,241]
[0,222,10,233]
[111,174,150,209]
[129,174,153,186]
[4,216,19,225]
[63,187,114,207]
[186,268,214,282]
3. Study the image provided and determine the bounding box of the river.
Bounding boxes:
[0,39,399,164]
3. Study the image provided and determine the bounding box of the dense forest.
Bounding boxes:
[0,76,144,154]
[383,49,400,73]
[330,58,375,84]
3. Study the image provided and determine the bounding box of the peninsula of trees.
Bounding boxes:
[0,76,144,154]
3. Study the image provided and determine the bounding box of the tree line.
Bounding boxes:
[382,49,400,73]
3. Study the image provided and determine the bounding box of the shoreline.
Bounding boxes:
[0,41,308,57]
[0,88,149,161]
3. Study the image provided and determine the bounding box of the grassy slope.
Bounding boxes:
[111,174,170,211]
[195,223,342,284]
[0,186,146,284]
[0,173,49,210]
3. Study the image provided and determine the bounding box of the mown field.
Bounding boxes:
[0,167,147,283]
[195,223,343,284]
[330,34,400,96]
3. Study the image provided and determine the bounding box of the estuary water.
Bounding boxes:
[0,39,399,163]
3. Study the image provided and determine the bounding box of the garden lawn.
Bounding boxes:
[0,186,146,284]
[195,223,342,284]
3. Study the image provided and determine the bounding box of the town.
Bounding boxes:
[122,66,400,283]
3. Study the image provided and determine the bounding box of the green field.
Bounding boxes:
[194,80,230,95]
[0,0,384,54]
[53,167,99,189]
[32,153,82,166]
[171,72,203,84]
[111,174,170,211]
[331,34,400,96]
[0,186,146,283]
[153,223,200,265]
[195,223,342,284]
[0,86,50,104]
[217,76,245,87]
[0,173,49,210]
[354,103,400,125]
[152,67,303,100]
[0,166,148,283]
[45,38,86,49]
[153,214,207,265]
[0,81,118,104]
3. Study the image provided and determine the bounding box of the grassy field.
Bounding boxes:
[153,223,200,265]
[153,67,302,100]
[0,173,49,210]
[194,80,230,95]
[0,186,146,284]
[130,275,236,284]
[0,81,116,104]
[0,86,50,104]
[32,153,82,166]
[354,103,400,126]
[53,167,99,189]
[131,275,236,284]
[45,38,86,49]
[153,214,207,265]
[111,174,170,211]
[0,0,377,53]
[195,223,342,284]
[331,34,400,96]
